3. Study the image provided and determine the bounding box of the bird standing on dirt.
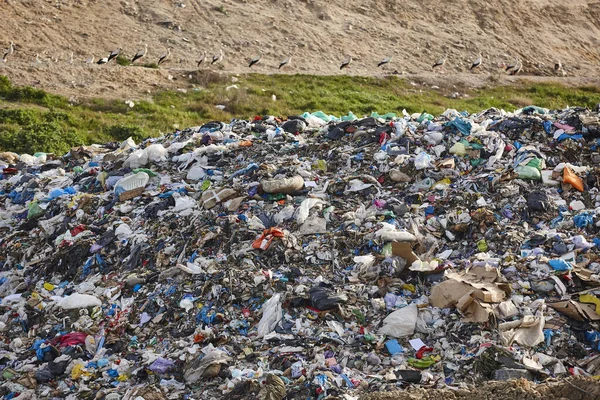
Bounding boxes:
[378,56,392,67]
[197,51,207,67]
[554,60,562,72]
[510,60,522,75]
[470,53,482,70]
[505,57,518,72]
[97,56,109,65]
[131,44,147,64]
[2,41,14,62]
[340,55,352,70]
[278,56,292,69]
[107,48,121,62]
[432,54,447,71]
[248,52,262,68]
[212,49,224,65]
[158,47,171,66]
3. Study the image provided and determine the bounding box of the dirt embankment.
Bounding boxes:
[1,0,599,99]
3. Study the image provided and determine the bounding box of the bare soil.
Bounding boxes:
[1,0,600,100]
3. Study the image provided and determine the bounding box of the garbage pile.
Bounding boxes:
[1,105,600,399]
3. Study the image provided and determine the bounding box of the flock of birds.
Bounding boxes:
[2,41,564,75]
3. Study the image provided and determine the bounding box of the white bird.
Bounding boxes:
[107,47,121,62]
[278,56,292,69]
[68,51,74,65]
[97,57,109,65]
[378,56,392,67]
[131,44,148,63]
[432,54,447,70]
[248,52,261,68]
[505,57,518,72]
[2,41,14,62]
[211,49,224,65]
[340,55,352,70]
[470,53,482,70]
[554,60,562,71]
[85,55,95,64]
[158,47,171,66]
[510,60,522,76]
[33,53,42,65]
[197,51,207,67]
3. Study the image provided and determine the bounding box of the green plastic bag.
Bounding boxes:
[27,201,44,220]
[342,112,357,121]
[526,158,543,170]
[515,165,541,180]
[408,356,437,369]
[417,112,434,123]
[133,168,157,177]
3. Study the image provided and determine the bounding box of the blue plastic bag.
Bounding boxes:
[573,212,593,228]
[447,117,472,136]
[49,186,76,199]
[548,259,572,271]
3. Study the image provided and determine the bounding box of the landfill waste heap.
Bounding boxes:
[1,105,600,400]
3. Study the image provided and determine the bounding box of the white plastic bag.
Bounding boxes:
[378,303,418,338]
[295,198,324,224]
[59,293,102,309]
[414,152,432,170]
[257,293,282,338]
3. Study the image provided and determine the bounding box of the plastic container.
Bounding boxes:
[114,172,150,195]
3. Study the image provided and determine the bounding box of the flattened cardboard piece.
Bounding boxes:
[392,242,420,265]
[548,300,600,322]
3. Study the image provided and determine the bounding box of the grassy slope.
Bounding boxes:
[1,74,600,155]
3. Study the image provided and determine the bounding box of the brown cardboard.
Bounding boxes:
[391,242,420,265]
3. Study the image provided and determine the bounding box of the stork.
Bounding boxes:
[470,53,482,70]
[248,52,262,68]
[2,41,14,62]
[157,47,171,66]
[278,56,292,69]
[107,48,121,62]
[211,49,224,65]
[378,56,392,67]
[197,51,207,67]
[132,44,148,64]
[432,54,447,71]
[340,55,352,70]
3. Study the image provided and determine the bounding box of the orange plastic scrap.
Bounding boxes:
[239,140,253,147]
[563,167,584,192]
[252,228,285,250]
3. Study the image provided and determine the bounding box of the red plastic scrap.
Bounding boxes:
[252,227,285,250]
[416,345,434,359]
[53,332,88,348]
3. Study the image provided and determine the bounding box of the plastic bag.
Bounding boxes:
[563,167,584,191]
[257,293,282,337]
[49,186,76,199]
[148,358,174,374]
[573,212,593,228]
[295,198,324,224]
[58,293,102,309]
[515,166,541,180]
[548,259,572,271]
[308,284,347,311]
[414,152,432,170]
[27,201,44,219]
[378,304,418,338]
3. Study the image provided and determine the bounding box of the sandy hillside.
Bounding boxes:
[1,0,599,99]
